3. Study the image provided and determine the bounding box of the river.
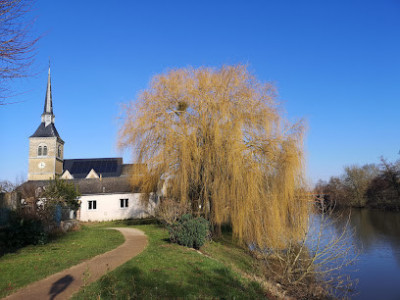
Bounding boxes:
[317,208,400,299]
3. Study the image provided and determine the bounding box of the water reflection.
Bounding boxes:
[323,208,400,299]
[335,209,400,266]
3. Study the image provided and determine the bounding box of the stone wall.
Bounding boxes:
[28,137,63,180]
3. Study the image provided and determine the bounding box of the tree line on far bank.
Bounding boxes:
[315,158,400,210]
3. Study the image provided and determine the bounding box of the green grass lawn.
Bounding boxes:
[73,223,267,299]
[202,230,262,277]
[0,225,124,298]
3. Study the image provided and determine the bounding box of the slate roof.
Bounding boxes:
[63,158,123,179]
[75,177,137,194]
[19,177,139,196]
[30,122,63,140]
[44,67,53,114]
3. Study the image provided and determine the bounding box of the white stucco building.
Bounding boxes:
[74,177,156,222]
[79,193,144,222]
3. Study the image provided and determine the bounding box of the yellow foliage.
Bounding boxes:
[119,65,309,249]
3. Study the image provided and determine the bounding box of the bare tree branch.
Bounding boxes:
[0,0,38,103]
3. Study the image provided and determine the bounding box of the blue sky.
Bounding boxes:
[1,0,399,185]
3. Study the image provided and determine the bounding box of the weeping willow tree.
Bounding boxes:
[119,65,309,249]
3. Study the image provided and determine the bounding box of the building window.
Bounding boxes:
[120,198,128,208]
[38,144,48,156]
[58,145,62,158]
[88,200,97,210]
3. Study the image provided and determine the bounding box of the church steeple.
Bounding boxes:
[28,64,64,181]
[41,66,55,127]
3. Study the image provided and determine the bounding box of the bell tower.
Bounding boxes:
[28,66,64,181]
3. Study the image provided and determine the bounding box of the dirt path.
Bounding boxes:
[5,227,148,300]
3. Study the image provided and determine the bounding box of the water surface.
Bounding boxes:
[321,209,400,299]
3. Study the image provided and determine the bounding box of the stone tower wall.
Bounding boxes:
[28,137,64,180]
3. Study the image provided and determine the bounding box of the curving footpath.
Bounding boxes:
[5,227,148,300]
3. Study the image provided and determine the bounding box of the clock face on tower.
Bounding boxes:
[38,162,46,169]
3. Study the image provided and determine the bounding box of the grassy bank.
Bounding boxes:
[73,223,267,299]
[0,225,124,298]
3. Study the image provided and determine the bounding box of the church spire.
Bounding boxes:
[41,65,55,127]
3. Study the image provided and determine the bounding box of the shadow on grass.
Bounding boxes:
[86,264,265,299]
[112,217,161,226]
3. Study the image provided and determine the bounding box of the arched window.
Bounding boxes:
[43,146,48,156]
[38,146,42,156]
[58,145,62,158]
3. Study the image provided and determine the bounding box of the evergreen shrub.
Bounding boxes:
[168,214,210,249]
[0,211,48,255]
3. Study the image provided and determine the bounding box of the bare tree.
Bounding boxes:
[0,180,15,193]
[380,157,400,199]
[343,164,379,207]
[318,160,400,209]
[0,0,38,103]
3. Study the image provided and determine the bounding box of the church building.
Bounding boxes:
[24,67,154,221]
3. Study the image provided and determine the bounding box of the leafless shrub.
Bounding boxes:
[257,208,359,299]
[154,197,190,225]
